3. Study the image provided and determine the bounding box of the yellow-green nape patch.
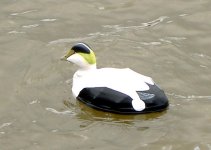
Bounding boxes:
[78,51,96,64]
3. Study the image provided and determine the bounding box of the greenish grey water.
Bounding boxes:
[1,0,211,149]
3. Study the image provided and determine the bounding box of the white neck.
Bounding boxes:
[77,64,97,71]
[74,64,97,78]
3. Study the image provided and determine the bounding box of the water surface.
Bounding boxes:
[1,0,211,149]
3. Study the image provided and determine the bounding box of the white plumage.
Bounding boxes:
[72,67,154,111]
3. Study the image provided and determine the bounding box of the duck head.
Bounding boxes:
[61,43,97,70]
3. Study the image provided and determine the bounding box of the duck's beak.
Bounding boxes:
[60,49,75,61]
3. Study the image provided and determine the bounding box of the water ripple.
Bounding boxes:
[192,53,211,60]
[22,24,39,28]
[166,37,187,40]
[48,36,95,45]
[49,16,169,45]
[159,37,187,44]
[29,99,40,105]
[179,13,188,17]
[103,16,169,30]
[8,30,25,34]
[46,107,76,115]
[0,122,12,129]
[40,19,57,22]
[142,16,169,27]
[10,10,37,16]
[167,93,211,100]
[141,41,161,46]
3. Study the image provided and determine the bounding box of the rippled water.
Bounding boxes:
[1,0,211,149]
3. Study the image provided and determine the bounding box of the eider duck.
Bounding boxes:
[61,43,169,114]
